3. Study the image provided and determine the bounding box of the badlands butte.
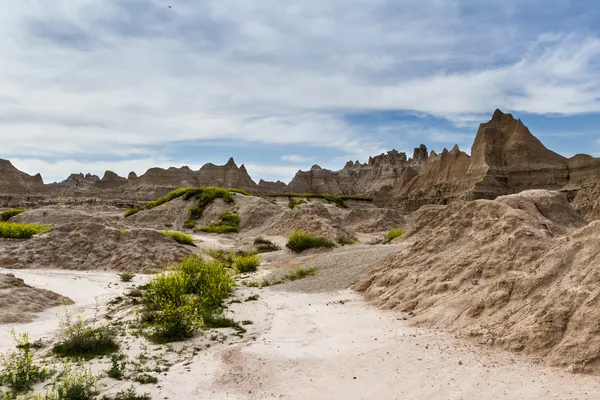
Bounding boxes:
[2,109,600,399]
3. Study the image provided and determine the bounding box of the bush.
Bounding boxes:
[102,387,151,400]
[52,307,119,360]
[160,231,196,246]
[133,374,157,385]
[285,230,335,253]
[284,267,317,281]
[0,222,52,239]
[206,248,235,268]
[233,254,260,274]
[118,272,135,283]
[337,236,356,246]
[141,254,236,342]
[0,331,49,393]
[253,236,280,253]
[288,199,306,209]
[0,209,25,222]
[385,228,406,243]
[196,212,240,234]
[46,363,98,400]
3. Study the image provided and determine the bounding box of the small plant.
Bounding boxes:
[106,354,127,380]
[46,362,98,400]
[118,272,135,283]
[102,387,151,400]
[385,228,406,243]
[160,231,196,246]
[0,222,52,239]
[206,248,235,268]
[52,305,119,360]
[233,254,260,274]
[286,230,335,253]
[245,295,259,302]
[253,236,280,253]
[288,199,306,209]
[196,212,240,234]
[0,331,49,393]
[133,374,158,385]
[337,236,357,246]
[0,209,25,222]
[284,267,317,281]
[241,320,253,326]
[185,188,235,228]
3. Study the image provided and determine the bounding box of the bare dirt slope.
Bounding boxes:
[355,190,600,372]
[0,223,192,272]
[11,205,123,227]
[0,273,72,323]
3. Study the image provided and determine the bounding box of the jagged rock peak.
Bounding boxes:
[310,165,323,171]
[127,171,138,180]
[240,164,248,173]
[412,144,429,162]
[491,108,516,122]
[226,157,236,166]
[101,170,124,181]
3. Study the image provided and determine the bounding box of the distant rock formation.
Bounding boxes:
[59,173,100,189]
[127,171,138,180]
[0,159,44,193]
[196,159,258,190]
[257,179,287,194]
[94,171,129,189]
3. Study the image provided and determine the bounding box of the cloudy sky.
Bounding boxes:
[2,0,600,183]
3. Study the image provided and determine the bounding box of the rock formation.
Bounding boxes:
[58,173,100,188]
[94,170,129,189]
[0,159,44,193]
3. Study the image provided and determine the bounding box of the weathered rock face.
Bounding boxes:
[257,179,287,194]
[127,171,138,180]
[0,159,44,193]
[94,170,129,189]
[58,173,100,189]
[196,158,258,190]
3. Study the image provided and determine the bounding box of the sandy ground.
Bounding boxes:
[2,269,600,399]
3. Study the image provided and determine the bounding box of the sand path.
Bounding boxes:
[1,270,599,399]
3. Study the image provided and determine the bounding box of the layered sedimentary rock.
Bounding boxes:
[93,170,129,189]
[58,173,100,189]
[196,158,258,190]
[0,159,43,193]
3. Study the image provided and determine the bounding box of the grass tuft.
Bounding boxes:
[133,374,158,385]
[0,208,25,222]
[284,267,317,281]
[123,208,140,217]
[0,222,52,239]
[253,236,280,253]
[102,387,151,400]
[0,331,49,393]
[285,230,335,253]
[160,231,196,246]
[288,199,307,209]
[118,272,136,283]
[196,212,240,234]
[385,228,406,243]
[233,254,260,274]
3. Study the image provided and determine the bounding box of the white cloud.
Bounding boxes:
[281,154,311,162]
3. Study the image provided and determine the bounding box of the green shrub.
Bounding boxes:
[233,254,260,274]
[106,354,127,380]
[284,267,317,281]
[0,209,25,222]
[0,331,49,393]
[285,230,335,253]
[385,228,406,242]
[337,236,357,246]
[185,188,234,228]
[145,188,194,210]
[141,254,236,342]
[52,307,119,360]
[118,272,135,283]
[46,363,98,400]
[160,231,196,246]
[0,222,52,239]
[133,374,158,385]
[288,199,306,209]
[123,208,140,218]
[206,248,235,268]
[102,387,151,400]
[196,212,240,234]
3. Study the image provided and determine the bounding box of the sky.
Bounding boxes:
[2,1,600,183]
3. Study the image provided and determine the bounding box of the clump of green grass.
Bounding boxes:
[228,188,251,196]
[288,199,307,209]
[133,374,158,385]
[118,272,135,283]
[285,230,335,253]
[102,387,151,400]
[123,208,140,217]
[46,363,98,400]
[385,228,406,243]
[160,231,196,246]
[106,353,127,380]
[253,236,280,253]
[196,212,240,234]
[52,306,119,360]
[140,254,236,342]
[145,187,194,210]
[185,188,235,228]
[0,208,25,222]
[337,236,357,246]
[0,222,52,239]
[284,267,317,281]
[0,331,49,393]
[233,254,260,274]
[206,248,235,268]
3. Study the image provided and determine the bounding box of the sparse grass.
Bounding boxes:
[0,222,52,239]
[245,277,284,288]
[196,212,240,234]
[160,231,196,246]
[118,272,135,283]
[337,236,357,246]
[206,248,235,268]
[0,208,25,222]
[284,266,317,281]
[288,199,307,209]
[228,188,250,196]
[233,254,260,274]
[385,228,406,243]
[245,295,259,302]
[133,374,158,385]
[185,188,234,228]
[253,236,280,253]
[106,354,127,380]
[241,320,253,326]
[141,254,236,342]
[52,306,119,360]
[46,363,98,400]
[102,387,151,400]
[286,230,335,253]
[145,187,194,210]
[0,331,49,393]
[123,208,140,217]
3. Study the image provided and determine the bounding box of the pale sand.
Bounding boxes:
[2,270,599,399]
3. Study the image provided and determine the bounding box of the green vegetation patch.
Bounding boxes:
[0,208,25,222]
[0,332,49,393]
[0,222,52,239]
[336,236,357,246]
[118,272,136,283]
[253,236,280,253]
[385,228,406,243]
[288,199,307,209]
[286,230,335,253]
[196,212,240,234]
[233,254,260,274]
[160,231,196,246]
[284,266,317,281]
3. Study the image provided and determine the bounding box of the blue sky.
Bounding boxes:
[1,0,600,183]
